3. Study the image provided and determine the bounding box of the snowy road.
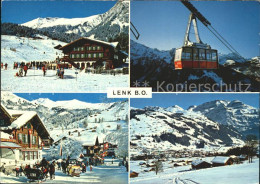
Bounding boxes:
[1,68,129,92]
[0,165,128,183]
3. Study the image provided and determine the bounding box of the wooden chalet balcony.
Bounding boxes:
[0,138,17,143]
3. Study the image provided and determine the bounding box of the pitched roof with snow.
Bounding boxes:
[191,159,211,166]
[211,156,231,164]
[59,37,119,50]
[9,111,37,129]
[0,131,13,139]
[0,104,52,141]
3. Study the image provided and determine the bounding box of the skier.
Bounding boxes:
[15,62,18,69]
[1,62,3,69]
[42,65,46,76]
[90,165,92,171]
[24,65,28,76]
[4,63,8,70]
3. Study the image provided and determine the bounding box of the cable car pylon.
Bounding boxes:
[174,0,246,70]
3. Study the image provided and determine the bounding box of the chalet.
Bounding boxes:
[191,159,212,169]
[58,37,128,69]
[211,156,233,167]
[0,104,53,164]
[100,142,118,157]
[82,137,101,157]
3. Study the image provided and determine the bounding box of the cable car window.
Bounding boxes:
[182,48,192,60]
[193,49,199,60]
[211,50,217,61]
[206,50,211,61]
[199,49,206,60]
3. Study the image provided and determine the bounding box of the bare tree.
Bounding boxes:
[245,134,258,163]
[155,160,163,175]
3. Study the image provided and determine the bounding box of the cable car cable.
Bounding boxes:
[208,25,245,61]
[205,26,246,62]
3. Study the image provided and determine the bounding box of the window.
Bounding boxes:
[193,49,199,60]
[86,47,89,51]
[24,135,28,144]
[88,53,92,58]
[25,152,28,160]
[211,50,217,61]
[76,54,80,58]
[89,46,92,51]
[199,49,206,60]
[181,48,192,60]
[81,47,84,51]
[99,53,104,58]
[34,152,38,159]
[206,50,211,61]
[97,46,101,50]
[32,136,36,145]
[93,46,96,51]
[93,53,97,58]
[30,152,33,160]
[81,54,85,58]
[19,151,23,160]
[0,119,5,126]
[18,134,22,142]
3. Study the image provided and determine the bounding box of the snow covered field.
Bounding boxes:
[0,164,128,183]
[1,35,129,92]
[1,68,128,92]
[130,158,259,184]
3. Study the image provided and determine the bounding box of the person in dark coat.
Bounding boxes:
[49,161,55,180]
[125,161,129,172]
[4,63,8,70]
[41,157,48,168]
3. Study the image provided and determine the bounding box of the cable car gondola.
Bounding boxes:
[174,2,219,70]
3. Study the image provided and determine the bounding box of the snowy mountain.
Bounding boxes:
[1,92,128,159]
[130,41,260,92]
[1,35,65,65]
[130,105,244,155]
[22,1,129,42]
[192,100,259,137]
[131,40,174,64]
[32,98,112,110]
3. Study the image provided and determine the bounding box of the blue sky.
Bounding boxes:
[2,1,116,24]
[131,1,259,58]
[15,93,126,103]
[131,93,259,109]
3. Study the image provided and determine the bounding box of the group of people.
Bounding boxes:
[15,64,28,77]
[56,67,65,79]
[1,62,8,70]
[39,157,56,180]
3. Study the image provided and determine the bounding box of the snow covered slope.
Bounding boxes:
[22,1,129,41]
[130,106,243,155]
[1,35,65,65]
[1,92,129,159]
[192,100,259,137]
